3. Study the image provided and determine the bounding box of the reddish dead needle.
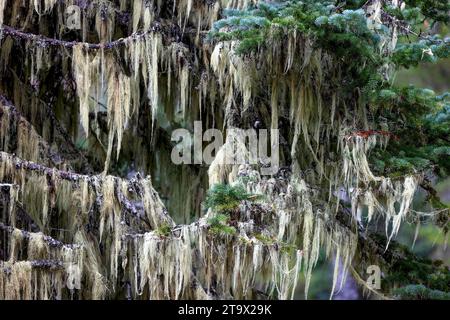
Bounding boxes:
[346,130,399,141]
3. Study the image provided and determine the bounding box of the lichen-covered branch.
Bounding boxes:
[0,24,155,49]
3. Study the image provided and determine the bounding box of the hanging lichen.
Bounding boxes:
[0,0,5,27]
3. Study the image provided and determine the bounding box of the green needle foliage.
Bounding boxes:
[205,184,262,236]
[155,223,172,238]
[209,1,450,299]
[208,213,237,236]
[393,37,450,68]
[369,88,450,177]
